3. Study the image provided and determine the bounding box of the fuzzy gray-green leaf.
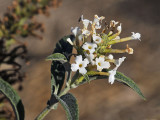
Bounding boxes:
[0,78,24,120]
[51,35,75,94]
[115,71,146,100]
[46,53,67,62]
[56,93,79,120]
[72,70,145,100]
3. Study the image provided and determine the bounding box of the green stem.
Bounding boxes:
[35,106,51,120]
[35,86,71,120]
[59,86,70,97]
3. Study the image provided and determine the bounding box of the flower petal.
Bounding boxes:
[71,64,79,72]
[71,27,81,37]
[82,30,90,36]
[115,57,126,67]
[83,58,89,67]
[75,55,83,64]
[108,70,116,84]
[81,15,92,29]
[82,42,97,54]
[131,32,141,40]
[108,54,113,60]
[101,61,110,69]
[78,34,83,41]
[79,67,87,74]
[117,23,122,33]
[97,65,102,71]
[67,38,73,45]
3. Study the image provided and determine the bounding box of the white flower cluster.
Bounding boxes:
[67,15,141,84]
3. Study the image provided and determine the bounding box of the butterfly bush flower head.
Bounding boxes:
[42,15,145,120]
[68,15,141,84]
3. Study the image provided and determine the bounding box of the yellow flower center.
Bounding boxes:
[98,62,101,66]
[88,46,92,49]
[79,64,83,68]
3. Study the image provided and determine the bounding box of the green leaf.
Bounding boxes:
[72,71,145,100]
[115,71,146,100]
[46,53,67,62]
[0,78,24,120]
[51,35,75,94]
[56,93,79,120]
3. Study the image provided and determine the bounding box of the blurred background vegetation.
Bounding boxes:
[0,0,160,120]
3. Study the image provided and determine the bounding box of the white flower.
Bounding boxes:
[85,53,95,65]
[82,42,97,65]
[71,55,89,74]
[117,23,122,33]
[92,15,105,34]
[96,56,110,71]
[108,54,113,60]
[67,38,73,45]
[94,15,105,23]
[131,32,141,40]
[71,27,83,41]
[78,34,83,41]
[110,20,119,27]
[82,29,90,36]
[114,57,126,68]
[108,70,116,84]
[108,57,126,84]
[92,34,102,44]
[81,15,92,29]
[82,42,97,53]
[71,27,81,37]
[95,22,101,29]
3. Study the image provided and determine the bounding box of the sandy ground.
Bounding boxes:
[1,0,160,120]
